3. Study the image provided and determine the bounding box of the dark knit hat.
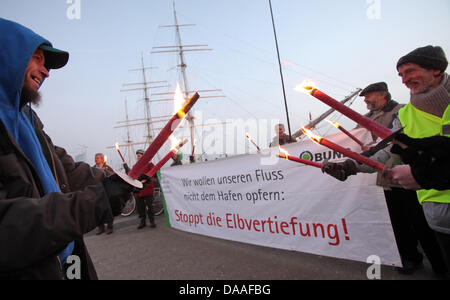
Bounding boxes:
[136,149,144,155]
[360,82,388,97]
[396,45,448,73]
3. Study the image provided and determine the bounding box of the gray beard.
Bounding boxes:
[20,85,41,108]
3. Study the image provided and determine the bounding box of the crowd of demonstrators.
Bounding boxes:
[0,18,135,279]
[325,82,447,275]
[1,17,448,280]
[93,153,115,235]
[322,45,450,278]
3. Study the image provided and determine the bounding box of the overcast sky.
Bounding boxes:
[2,0,449,169]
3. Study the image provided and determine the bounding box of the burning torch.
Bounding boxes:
[277,146,322,169]
[127,92,200,179]
[296,81,392,140]
[115,142,126,163]
[246,133,261,153]
[302,127,385,172]
[115,142,130,173]
[325,120,365,149]
[146,136,188,178]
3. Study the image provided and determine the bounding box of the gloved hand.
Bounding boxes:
[102,173,136,216]
[136,173,159,189]
[123,163,130,174]
[391,134,450,190]
[321,159,358,182]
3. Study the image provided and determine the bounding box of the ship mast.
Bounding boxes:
[151,1,227,161]
[111,54,169,167]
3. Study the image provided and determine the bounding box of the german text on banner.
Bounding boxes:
[160,129,402,267]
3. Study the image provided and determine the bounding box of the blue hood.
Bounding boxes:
[0,18,60,195]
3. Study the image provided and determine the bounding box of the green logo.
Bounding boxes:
[300,151,313,161]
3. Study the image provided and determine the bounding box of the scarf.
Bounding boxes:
[410,73,450,118]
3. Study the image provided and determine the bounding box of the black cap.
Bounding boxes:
[38,43,69,69]
[360,82,388,97]
[136,149,144,155]
[396,45,448,73]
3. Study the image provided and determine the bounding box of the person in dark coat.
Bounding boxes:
[134,150,160,229]
[93,153,115,235]
[0,18,134,280]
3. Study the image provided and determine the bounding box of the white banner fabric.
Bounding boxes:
[160,129,401,267]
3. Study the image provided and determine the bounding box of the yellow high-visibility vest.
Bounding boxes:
[398,103,450,204]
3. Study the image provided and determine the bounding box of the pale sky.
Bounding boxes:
[2,0,449,169]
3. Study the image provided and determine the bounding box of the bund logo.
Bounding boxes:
[299,151,314,161]
[299,150,344,162]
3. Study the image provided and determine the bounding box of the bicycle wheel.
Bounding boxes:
[121,194,136,217]
[152,192,164,216]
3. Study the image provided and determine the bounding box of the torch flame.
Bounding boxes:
[104,155,108,163]
[294,80,317,95]
[278,145,290,159]
[245,132,254,142]
[174,82,186,119]
[301,127,323,145]
[169,135,182,151]
[325,119,340,129]
[115,142,120,151]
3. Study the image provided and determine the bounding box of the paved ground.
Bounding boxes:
[84,213,443,280]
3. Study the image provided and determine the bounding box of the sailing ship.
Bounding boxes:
[112,1,362,173]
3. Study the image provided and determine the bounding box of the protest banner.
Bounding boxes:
[160,128,401,266]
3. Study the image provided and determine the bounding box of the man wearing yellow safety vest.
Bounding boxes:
[321,45,449,277]
[387,45,450,275]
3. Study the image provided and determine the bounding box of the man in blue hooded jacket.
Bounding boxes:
[0,18,135,279]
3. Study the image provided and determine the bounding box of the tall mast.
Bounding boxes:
[152,1,226,161]
[112,56,169,166]
[139,53,152,144]
[124,98,133,167]
[172,3,196,149]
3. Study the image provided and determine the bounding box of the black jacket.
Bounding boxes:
[0,108,113,279]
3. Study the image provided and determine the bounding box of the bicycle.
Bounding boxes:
[152,188,164,216]
[121,194,136,217]
[120,189,164,217]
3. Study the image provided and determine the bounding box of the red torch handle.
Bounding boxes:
[117,149,126,163]
[311,89,392,140]
[320,138,385,172]
[278,154,322,168]
[128,93,199,179]
[146,151,177,178]
[337,126,365,147]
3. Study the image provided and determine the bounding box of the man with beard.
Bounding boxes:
[0,18,136,279]
[322,46,450,278]
[353,82,445,275]
[388,46,450,275]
